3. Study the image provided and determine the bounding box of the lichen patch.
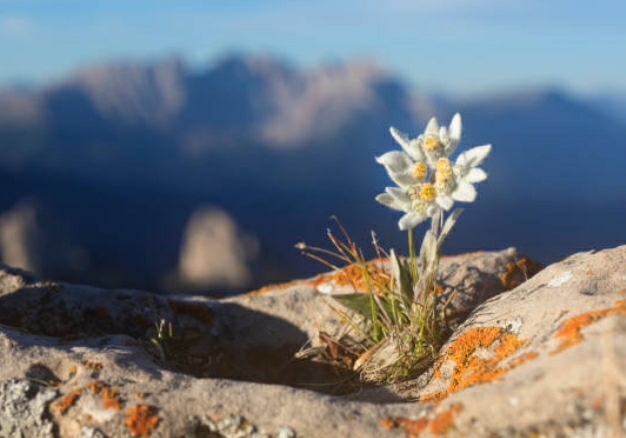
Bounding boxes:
[125,404,160,437]
[243,279,303,297]
[50,388,82,415]
[86,380,123,411]
[550,298,626,355]
[420,327,536,402]
[500,256,543,290]
[380,402,463,436]
[307,258,389,293]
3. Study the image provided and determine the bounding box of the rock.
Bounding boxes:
[170,206,259,292]
[0,246,624,437]
[0,199,43,273]
[0,379,58,437]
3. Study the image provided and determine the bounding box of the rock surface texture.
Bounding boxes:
[0,246,624,437]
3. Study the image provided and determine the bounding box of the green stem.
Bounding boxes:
[407,228,417,281]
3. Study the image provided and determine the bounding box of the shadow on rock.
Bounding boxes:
[0,264,370,396]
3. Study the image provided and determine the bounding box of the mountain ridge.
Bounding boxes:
[0,54,623,293]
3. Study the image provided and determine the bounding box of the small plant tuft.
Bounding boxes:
[297,113,492,383]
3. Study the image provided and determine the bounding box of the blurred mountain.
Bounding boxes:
[0,55,624,293]
[585,91,626,125]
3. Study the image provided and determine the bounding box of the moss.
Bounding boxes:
[125,404,160,437]
[420,326,535,402]
[550,297,626,355]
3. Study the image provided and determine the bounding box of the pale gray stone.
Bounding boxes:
[0,379,58,438]
[0,246,624,437]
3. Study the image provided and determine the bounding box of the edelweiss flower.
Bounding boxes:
[376,113,491,230]
[376,114,462,187]
[451,144,491,202]
[375,185,439,230]
[413,113,462,168]
[428,144,490,208]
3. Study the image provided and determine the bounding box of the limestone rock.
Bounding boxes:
[0,246,624,437]
[172,206,259,291]
[0,199,43,272]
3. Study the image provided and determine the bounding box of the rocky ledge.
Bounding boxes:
[0,246,624,437]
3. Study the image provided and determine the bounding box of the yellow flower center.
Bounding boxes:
[435,157,453,182]
[418,183,436,202]
[422,134,441,152]
[412,162,428,181]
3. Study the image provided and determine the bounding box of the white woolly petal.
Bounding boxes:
[376,193,406,211]
[448,113,462,143]
[438,126,448,141]
[424,117,439,135]
[444,113,462,155]
[375,151,413,173]
[407,138,426,162]
[456,144,492,168]
[389,127,411,150]
[385,186,411,204]
[389,172,418,187]
[436,195,454,211]
[452,181,477,202]
[465,167,487,183]
[399,212,426,230]
[376,151,418,187]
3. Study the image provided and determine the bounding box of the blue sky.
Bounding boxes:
[0,0,624,96]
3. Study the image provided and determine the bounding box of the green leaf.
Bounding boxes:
[419,230,436,266]
[332,292,377,320]
[437,208,463,251]
[390,250,415,302]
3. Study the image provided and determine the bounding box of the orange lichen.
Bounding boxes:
[550,299,626,355]
[420,326,535,402]
[380,403,463,437]
[82,360,103,371]
[125,404,160,437]
[244,280,303,297]
[500,257,543,290]
[429,403,463,435]
[380,417,428,436]
[86,380,123,411]
[307,258,390,293]
[51,389,82,415]
[67,364,77,379]
[168,299,213,323]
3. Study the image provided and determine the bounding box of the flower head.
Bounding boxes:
[375,185,439,231]
[375,113,491,230]
[416,113,462,166]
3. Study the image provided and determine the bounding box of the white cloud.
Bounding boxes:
[0,14,37,39]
